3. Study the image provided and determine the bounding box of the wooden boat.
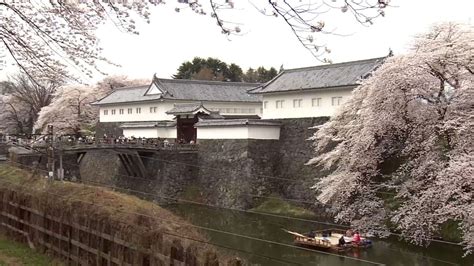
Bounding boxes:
[285,228,373,252]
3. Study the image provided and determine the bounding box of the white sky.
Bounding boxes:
[2,0,473,83]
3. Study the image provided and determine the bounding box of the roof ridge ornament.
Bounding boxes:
[145,74,176,97]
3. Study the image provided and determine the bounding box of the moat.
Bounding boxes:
[166,203,473,266]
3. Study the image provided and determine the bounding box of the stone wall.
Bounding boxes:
[78,149,198,204]
[0,143,8,155]
[124,150,197,203]
[273,117,329,202]
[197,139,279,209]
[194,116,330,209]
[79,150,125,184]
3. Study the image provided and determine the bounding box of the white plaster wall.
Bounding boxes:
[197,125,280,140]
[99,101,262,123]
[248,126,280,139]
[157,127,177,139]
[123,127,176,139]
[203,102,262,116]
[99,101,176,122]
[261,87,354,119]
[123,128,158,138]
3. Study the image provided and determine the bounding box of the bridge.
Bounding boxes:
[6,140,198,180]
[60,142,198,179]
[61,143,198,178]
[62,142,198,153]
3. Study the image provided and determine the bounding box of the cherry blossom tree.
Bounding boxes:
[0,93,30,134]
[34,85,96,135]
[0,1,390,81]
[0,1,156,81]
[34,76,148,135]
[309,22,473,254]
[0,74,60,134]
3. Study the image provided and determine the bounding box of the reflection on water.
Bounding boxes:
[165,204,473,266]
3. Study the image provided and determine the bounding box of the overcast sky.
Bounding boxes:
[2,0,473,83]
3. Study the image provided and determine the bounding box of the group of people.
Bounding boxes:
[100,135,197,147]
[338,229,361,247]
[100,135,174,147]
[2,133,197,149]
[60,135,95,144]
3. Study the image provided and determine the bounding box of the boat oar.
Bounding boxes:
[282,228,307,238]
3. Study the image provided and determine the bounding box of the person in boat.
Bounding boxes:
[322,229,331,237]
[338,235,346,247]
[353,231,361,245]
[308,230,316,238]
[345,229,354,237]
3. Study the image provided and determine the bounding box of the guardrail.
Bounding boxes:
[3,139,199,152]
[63,142,198,151]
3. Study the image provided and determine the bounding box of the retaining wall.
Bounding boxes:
[0,185,242,265]
[197,139,279,209]
[273,117,330,203]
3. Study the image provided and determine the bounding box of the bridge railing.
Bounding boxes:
[1,137,199,151]
[64,141,198,151]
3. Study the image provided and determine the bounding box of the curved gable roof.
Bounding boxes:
[94,77,262,105]
[156,78,261,102]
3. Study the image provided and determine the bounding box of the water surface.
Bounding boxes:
[165,204,473,266]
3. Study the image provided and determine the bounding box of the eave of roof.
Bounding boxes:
[166,103,212,115]
[254,84,357,95]
[120,121,176,128]
[195,119,281,127]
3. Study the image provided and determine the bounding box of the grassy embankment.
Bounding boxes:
[0,164,204,238]
[0,164,214,263]
[250,195,316,218]
[0,234,60,266]
[181,183,316,218]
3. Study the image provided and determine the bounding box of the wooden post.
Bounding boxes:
[67,224,72,265]
[58,141,64,180]
[87,219,91,265]
[58,217,63,260]
[96,221,104,266]
[119,244,125,266]
[76,225,80,266]
[47,125,55,181]
[108,232,114,266]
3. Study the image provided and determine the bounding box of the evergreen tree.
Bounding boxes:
[174,57,278,83]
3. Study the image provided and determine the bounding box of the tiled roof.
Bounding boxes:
[120,121,176,128]
[250,57,385,94]
[94,77,262,105]
[195,119,281,127]
[157,78,261,102]
[95,85,153,105]
[166,103,210,115]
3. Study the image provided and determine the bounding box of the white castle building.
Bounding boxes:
[249,57,384,119]
[94,57,385,142]
[94,77,262,141]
